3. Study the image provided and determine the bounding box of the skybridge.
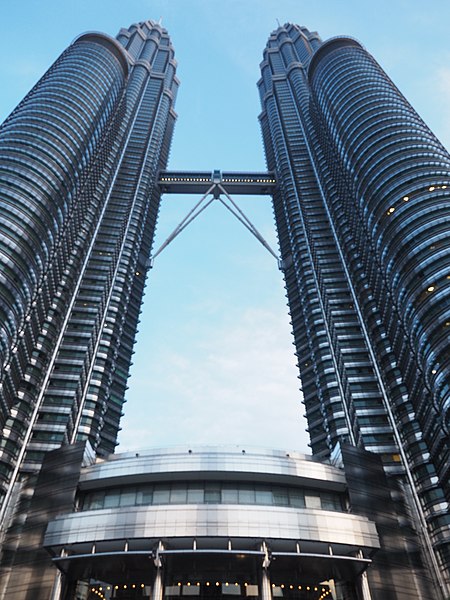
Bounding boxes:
[158,169,276,196]
[153,170,280,267]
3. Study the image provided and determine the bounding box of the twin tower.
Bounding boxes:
[0,19,449,600]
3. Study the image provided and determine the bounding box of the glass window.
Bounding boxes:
[305,493,321,509]
[187,486,204,503]
[255,489,273,505]
[136,486,153,505]
[120,489,136,507]
[165,586,180,596]
[204,483,221,503]
[289,491,305,508]
[104,492,120,509]
[272,587,283,597]
[204,489,221,503]
[245,585,259,597]
[87,492,104,510]
[80,482,345,513]
[183,586,200,596]
[153,488,170,504]
[272,490,289,506]
[239,488,256,504]
[222,585,241,596]
[170,485,187,504]
[222,488,238,503]
[321,492,341,511]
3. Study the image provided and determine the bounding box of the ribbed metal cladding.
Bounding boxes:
[0,34,127,398]
[0,21,178,519]
[308,37,450,587]
[259,23,450,597]
[258,25,400,465]
[0,33,129,501]
[309,36,450,462]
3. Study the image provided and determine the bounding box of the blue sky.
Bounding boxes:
[1,1,450,454]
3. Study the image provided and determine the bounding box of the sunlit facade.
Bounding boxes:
[258,23,450,596]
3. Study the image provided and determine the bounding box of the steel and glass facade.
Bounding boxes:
[6,444,385,599]
[0,441,434,600]
[0,17,449,600]
[258,23,450,595]
[1,443,433,600]
[0,21,178,516]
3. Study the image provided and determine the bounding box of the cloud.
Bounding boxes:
[118,306,310,454]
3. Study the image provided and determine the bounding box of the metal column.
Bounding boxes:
[261,542,272,600]
[152,541,164,600]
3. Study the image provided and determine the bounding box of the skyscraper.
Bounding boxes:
[0,20,178,519]
[0,15,449,600]
[258,23,450,593]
